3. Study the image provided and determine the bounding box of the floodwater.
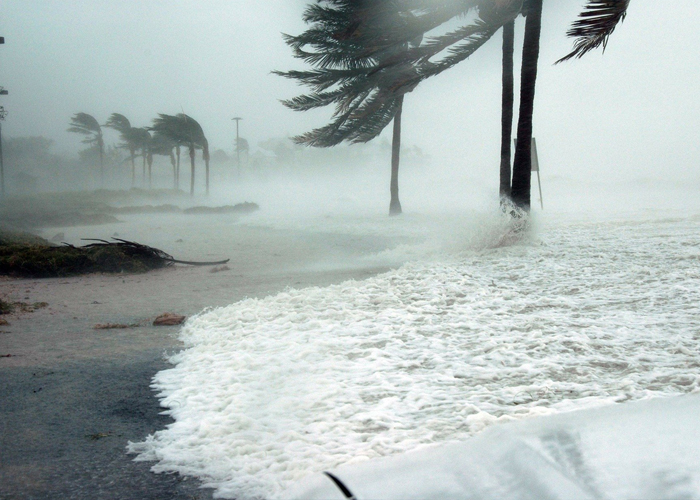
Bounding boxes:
[126,179,700,499]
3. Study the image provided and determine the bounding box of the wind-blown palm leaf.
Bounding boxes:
[67,113,102,145]
[277,0,521,146]
[104,113,131,134]
[557,0,630,63]
[104,113,142,152]
[132,127,151,151]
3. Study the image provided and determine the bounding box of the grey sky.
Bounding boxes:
[2,1,699,183]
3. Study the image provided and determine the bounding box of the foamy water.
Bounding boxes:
[128,201,700,500]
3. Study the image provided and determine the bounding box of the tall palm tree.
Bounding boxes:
[510,0,542,211]
[151,114,208,195]
[511,0,630,209]
[104,113,140,187]
[68,112,104,187]
[276,0,422,216]
[348,0,626,212]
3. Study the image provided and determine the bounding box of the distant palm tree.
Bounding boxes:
[68,112,104,187]
[151,114,209,195]
[104,113,140,187]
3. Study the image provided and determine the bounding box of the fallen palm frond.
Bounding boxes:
[93,323,139,330]
[81,238,230,266]
[0,237,229,278]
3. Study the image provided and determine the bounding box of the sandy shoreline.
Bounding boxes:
[0,221,398,499]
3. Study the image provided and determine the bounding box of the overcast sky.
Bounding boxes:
[2,1,699,184]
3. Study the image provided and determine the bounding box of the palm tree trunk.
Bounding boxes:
[511,0,543,212]
[500,20,515,202]
[389,96,404,216]
[142,150,147,187]
[203,139,210,196]
[98,135,105,188]
[170,150,177,189]
[176,145,181,190]
[130,147,136,188]
[0,122,5,197]
[189,144,196,196]
[147,152,153,189]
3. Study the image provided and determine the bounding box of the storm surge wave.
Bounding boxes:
[128,212,700,500]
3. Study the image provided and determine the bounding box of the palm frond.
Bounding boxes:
[104,113,132,134]
[67,112,102,136]
[557,0,630,63]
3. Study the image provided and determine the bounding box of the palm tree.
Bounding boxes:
[276,1,422,215]
[68,113,104,187]
[512,0,630,209]
[151,114,208,195]
[350,0,626,212]
[104,113,140,187]
[509,0,542,211]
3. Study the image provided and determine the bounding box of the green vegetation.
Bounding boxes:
[0,241,170,278]
[0,298,13,314]
[0,227,172,278]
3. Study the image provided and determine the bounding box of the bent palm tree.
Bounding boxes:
[68,112,104,187]
[151,114,208,195]
[276,0,423,215]
[104,113,140,187]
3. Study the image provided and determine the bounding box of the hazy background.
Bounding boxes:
[1,0,699,195]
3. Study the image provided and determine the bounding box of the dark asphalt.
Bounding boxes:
[0,350,214,500]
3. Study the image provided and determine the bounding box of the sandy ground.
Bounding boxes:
[0,220,398,500]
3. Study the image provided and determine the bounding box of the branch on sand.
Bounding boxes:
[0,237,229,278]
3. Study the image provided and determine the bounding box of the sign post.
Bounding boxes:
[514,137,544,209]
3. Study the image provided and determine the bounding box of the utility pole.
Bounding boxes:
[232,117,242,177]
[0,36,7,197]
[0,105,6,197]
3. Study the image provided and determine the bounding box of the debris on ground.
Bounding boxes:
[0,235,229,278]
[153,313,186,326]
[85,432,113,441]
[0,299,13,314]
[0,299,47,314]
[93,323,139,330]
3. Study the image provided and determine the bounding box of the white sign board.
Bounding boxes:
[513,137,539,171]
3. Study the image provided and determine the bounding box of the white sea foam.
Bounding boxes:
[129,207,700,500]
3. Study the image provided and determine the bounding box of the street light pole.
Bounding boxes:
[232,117,242,177]
[0,106,7,197]
[1,37,5,197]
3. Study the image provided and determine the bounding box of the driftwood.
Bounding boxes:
[79,238,230,266]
